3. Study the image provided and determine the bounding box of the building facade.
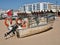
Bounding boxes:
[19,2,60,13]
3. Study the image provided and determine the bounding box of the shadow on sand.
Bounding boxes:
[5,35,14,40]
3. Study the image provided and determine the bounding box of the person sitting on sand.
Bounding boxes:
[4,17,23,38]
[4,22,23,38]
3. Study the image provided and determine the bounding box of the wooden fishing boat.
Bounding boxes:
[19,23,53,38]
[16,13,55,38]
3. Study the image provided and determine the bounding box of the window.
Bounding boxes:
[37,3,40,10]
[28,5,32,11]
[44,4,47,10]
[33,4,35,11]
[23,6,25,11]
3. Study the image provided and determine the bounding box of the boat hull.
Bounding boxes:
[17,23,53,38]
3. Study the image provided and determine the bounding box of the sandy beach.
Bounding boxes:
[0,17,60,45]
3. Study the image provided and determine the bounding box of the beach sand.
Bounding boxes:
[0,17,60,45]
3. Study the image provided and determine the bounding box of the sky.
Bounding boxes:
[0,0,60,10]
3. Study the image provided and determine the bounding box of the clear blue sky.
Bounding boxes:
[0,0,60,10]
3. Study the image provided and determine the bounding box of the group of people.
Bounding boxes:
[4,17,27,38]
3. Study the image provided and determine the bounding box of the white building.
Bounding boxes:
[19,2,60,13]
[51,5,60,12]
